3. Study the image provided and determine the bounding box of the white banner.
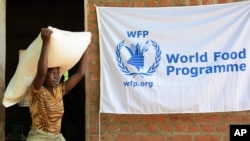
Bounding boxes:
[97,1,250,114]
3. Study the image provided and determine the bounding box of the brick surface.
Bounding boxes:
[85,0,250,141]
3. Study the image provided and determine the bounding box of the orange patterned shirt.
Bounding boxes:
[28,83,65,133]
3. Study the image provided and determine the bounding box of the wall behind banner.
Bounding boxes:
[85,0,250,141]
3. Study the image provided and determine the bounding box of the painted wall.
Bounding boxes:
[0,0,6,140]
[85,0,250,141]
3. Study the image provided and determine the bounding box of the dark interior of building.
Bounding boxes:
[5,0,85,140]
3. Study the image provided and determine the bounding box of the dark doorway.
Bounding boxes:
[5,0,85,140]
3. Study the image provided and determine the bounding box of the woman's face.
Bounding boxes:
[45,67,60,87]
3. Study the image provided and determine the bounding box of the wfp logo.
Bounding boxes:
[116,40,161,77]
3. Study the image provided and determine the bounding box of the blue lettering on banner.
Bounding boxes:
[166,48,247,77]
[116,31,159,89]
[123,81,153,88]
[118,30,247,88]
[166,52,208,63]
[214,48,246,61]
[127,30,149,38]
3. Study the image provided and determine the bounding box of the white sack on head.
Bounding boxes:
[3,26,91,107]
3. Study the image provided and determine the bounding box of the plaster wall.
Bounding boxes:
[0,0,6,140]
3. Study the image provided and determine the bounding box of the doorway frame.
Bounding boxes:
[0,0,6,140]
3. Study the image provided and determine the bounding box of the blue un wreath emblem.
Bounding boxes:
[116,40,161,77]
